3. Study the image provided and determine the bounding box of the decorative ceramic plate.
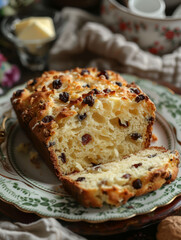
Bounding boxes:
[0,74,181,223]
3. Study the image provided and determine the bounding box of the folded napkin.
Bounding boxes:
[50,7,181,87]
[0,218,86,240]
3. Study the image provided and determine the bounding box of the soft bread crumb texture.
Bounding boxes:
[61,147,179,207]
[11,68,156,176]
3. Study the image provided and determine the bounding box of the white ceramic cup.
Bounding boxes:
[128,0,166,18]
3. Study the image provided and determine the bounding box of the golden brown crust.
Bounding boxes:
[11,68,156,177]
[61,178,103,207]
[61,148,179,207]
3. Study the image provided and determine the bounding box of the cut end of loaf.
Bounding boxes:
[52,92,155,175]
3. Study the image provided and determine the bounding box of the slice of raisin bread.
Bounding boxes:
[61,147,179,207]
[11,68,155,176]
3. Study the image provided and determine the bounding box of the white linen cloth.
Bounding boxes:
[50,7,181,87]
[0,218,86,240]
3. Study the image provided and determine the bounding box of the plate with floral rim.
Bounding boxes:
[0,74,181,223]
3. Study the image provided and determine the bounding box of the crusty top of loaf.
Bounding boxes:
[11,68,156,147]
[11,68,154,117]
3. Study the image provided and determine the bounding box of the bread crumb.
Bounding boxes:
[16,143,31,154]
[30,151,41,169]
[152,134,158,142]
[16,143,41,169]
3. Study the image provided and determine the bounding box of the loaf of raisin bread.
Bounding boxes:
[61,147,179,207]
[11,68,156,176]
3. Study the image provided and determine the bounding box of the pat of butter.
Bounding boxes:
[15,17,55,41]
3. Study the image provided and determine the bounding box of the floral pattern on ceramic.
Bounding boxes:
[0,74,181,222]
[101,0,181,55]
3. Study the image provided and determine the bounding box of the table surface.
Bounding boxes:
[1,4,181,239]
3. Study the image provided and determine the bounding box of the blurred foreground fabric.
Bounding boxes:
[0,218,86,240]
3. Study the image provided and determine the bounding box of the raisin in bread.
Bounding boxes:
[61,147,179,207]
[11,68,156,176]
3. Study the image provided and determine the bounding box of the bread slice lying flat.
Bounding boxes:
[61,147,179,207]
[11,68,155,176]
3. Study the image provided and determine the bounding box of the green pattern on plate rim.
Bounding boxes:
[0,74,181,222]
